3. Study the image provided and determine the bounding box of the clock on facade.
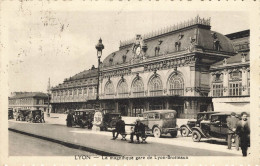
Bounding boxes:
[135,46,141,56]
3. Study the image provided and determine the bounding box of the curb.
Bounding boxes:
[8,128,121,156]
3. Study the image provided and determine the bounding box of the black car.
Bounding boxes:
[26,110,43,123]
[8,108,14,119]
[69,109,95,128]
[16,110,30,121]
[101,112,121,131]
[180,111,218,137]
[191,112,249,142]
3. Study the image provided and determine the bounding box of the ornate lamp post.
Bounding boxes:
[95,38,104,109]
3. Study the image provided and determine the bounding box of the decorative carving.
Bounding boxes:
[155,40,163,56]
[136,73,140,80]
[211,32,222,51]
[122,55,127,63]
[223,58,227,65]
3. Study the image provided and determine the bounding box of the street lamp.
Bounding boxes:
[95,38,104,109]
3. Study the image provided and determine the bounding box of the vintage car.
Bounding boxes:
[141,110,178,138]
[191,112,250,142]
[26,110,43,123]
[8,108,14,119]
[70,109,95,128]
[179,111,218,137]
[101,112,121,131]
[16,110,30,121]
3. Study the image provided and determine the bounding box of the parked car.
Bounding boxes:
[8,108,14,119]
[180,111,218,137]
[191,112,250,142]
[26,110,43,123]
[101,112,121,131]
[71,109,95,128]
[141,110,178,138]
[16,110,30,121]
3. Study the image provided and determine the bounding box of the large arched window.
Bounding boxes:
[104,81,115,98]
[132,78,144,97]
[117,80,128,98]
[149,76,163,96]
[168,74,184,96]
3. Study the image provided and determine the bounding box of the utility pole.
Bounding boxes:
[47,77,51,117]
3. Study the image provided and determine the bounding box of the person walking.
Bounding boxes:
[129,119,145,143]
[226,112,239,150]
[112,116,125,140]
[66,112,73,127]
[236,112,250,157]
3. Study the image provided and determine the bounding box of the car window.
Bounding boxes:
[211,115,220,122]
[165,112,174,119]
[155,113,160,119]
[143,113,148,120]
[148,113,155,119]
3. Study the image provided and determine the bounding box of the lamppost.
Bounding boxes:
[95,38,104,110]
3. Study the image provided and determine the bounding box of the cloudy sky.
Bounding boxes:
[7,10,248,93]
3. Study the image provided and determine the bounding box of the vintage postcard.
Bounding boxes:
[0,0,259,166]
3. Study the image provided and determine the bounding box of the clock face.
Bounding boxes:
[135,46,141,56]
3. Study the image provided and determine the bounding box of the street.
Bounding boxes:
[8,121,242,156]
[9,131,97,156]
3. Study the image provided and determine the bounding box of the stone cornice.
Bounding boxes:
[210,62,250,71]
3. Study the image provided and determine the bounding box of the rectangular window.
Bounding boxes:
[229,82,242,96]
[212,83,223,97]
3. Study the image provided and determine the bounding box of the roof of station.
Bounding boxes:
[9,92,48,99]
[103,16,235,68]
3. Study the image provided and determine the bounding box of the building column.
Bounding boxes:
[242,67,248,95]
[128,100,133,117]
[115,101,119,113]
[223,69,229,96]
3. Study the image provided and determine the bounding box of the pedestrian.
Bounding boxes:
[112,116,125,140]
[129,119,145,143]
[41,110,45,123]
[236,112,250,157]
[66,112,73,127]
[226,112,239,150]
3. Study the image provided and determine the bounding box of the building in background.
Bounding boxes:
[50,16,250,118]
[99,16,237,119]
[50,65,98,113]
[8,92,49,112]
[210,30,250,112]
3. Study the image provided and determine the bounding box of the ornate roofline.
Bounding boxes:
[119,16,211,48]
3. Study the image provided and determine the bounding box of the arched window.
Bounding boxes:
[149,76,163,96]
[132,78,144,97]
[117,80,128,98]
[168,74,184,96]
[104,81,115,98]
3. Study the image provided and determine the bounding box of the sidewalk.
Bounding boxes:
[8,120,242,156]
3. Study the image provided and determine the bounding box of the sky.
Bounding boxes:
[7,10,249,94]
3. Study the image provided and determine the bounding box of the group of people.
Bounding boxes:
[227,112,250,156]
[111,117,146,143]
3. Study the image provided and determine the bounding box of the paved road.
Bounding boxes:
[9,131,97,156]
[8,121,239,156]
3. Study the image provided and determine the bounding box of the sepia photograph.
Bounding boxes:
[1,1,259,166]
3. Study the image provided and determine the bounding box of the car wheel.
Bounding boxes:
[192,130,201,142]
[153,127,161,138]
[170,131,178,138]
[180,127,190,137]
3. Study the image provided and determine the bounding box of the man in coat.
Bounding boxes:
[226,112,239,150]
[129,119,145,143]
[112,116,125,140]
[66,112,73,127]
[236,112,250,156]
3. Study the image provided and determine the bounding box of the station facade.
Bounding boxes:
[50,16,250,118]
